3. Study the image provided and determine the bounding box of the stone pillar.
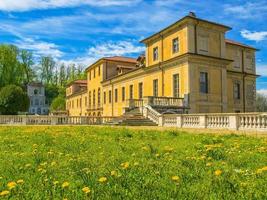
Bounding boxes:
[158,116,163,127]
[177,115,183,128]
[229,115,239,130]
[51,117,58,125]
[199,115,207,128]
[22,116,27,125]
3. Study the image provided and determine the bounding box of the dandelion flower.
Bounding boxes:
[53,181,59,185]
[82,186,91,194]
[0,190,10,196]
[214,170,222,176]
[7,181,17,189]
[121,162,129,169]
[111,171,117,176]
[206,162,212,167]
[98,177,107,183]
[17,179,24,184]
[171,176,180,182]
[62,182,70,188]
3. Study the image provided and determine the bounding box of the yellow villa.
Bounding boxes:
[66,12,259,117]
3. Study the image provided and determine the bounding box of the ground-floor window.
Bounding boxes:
[234,82,241,100]
[153,79,158,97]
[173,74,179,97]
[138,82,143,99]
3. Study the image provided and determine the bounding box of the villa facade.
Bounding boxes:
[66,13,258,117]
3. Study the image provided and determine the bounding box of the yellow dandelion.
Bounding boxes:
[62,182,70,188]
[0,190,10,196]
[171,176,180,182]
[214,170,222,176]
[206,162,212,167]
[121,162,129,169]
[82,186,91,194]
[53,181,59,185]
[17,179,24,184]
[155,153,160,157]
[7,181,17,189]
[111,170,117,176]
[98,177,107,183]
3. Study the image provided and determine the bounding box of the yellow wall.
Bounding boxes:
[66,91,87,116]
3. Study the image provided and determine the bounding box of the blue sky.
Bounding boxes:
[0,0,267,93]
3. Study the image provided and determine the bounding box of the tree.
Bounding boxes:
[20,50,35,84]
[50,95,65,111]
[59,63,66,86]
[40,56,55,84]
[0,85,29,115]
[256,93,267,112]
[0,45,21,87]
[45,84,59,105]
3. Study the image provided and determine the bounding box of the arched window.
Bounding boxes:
[34,89,38,95]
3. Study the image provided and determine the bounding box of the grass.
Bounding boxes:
[0,126,266,199]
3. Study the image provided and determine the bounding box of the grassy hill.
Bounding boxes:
[0,126,266,199]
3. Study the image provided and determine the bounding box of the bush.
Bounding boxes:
[0,84,29,115]
[50,95,65,111]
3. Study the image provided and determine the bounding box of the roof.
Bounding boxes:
[225,39,259,51]
[85,56,137,71]
[140,13,231,43]
[28,82,44,87]
[67,79,87,86]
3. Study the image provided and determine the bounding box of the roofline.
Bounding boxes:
[140,15,232,44]
[225,40,259,51]
[66,79,87,87]
[85,57,137,71]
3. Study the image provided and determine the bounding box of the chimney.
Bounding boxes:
[188,12,196,17]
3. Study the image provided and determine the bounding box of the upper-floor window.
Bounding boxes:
[93,90,96,105]
[89,91,91,106]
[153,47,159,61]
[80,98,82,108]
[200,72,208,94]
[115,89,118,103]
[122,87,125,101]
[153,79,158,97]
[199,35,209,52]
[129,85,133,99]
[103,92,106,104]
[234,82,241,100]
[98,88,101,105]
[173,74,179,98]
[138,82,143,99]
[109,90,112,103]
[89,71,91,80]
[98,66,101,76]
[172,38,179,54]
[94,68,96,78]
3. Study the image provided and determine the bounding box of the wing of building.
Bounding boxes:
[66,12,259,116]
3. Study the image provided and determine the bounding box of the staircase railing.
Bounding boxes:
[143,105,161,124]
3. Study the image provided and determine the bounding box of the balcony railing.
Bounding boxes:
[126,96,185,109]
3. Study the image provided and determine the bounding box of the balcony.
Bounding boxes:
[127,96,186,109]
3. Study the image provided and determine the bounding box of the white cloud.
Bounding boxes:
[65,41,145,66]
[0,0,141,11]
[241,30,267,42]
[224,1,267,19]
[257,65,267,76]
[15,38,63,58]
[257,89,267,96]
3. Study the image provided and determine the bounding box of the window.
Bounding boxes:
[153,79,158,97]
[85,96,87,106]
[98,88,101,105]
[89,91,91,106]
[94,68,96,78]
[153,47,158,61]
[34,89,38,95]
[172,38,179,54]
[234,82,241,100]
[200,72,208,94]
[89,71,91,80]
[77,99,79,108]
[80,98,82,108]
[129,85,133,99]
[122,87,125,101]
[173,74,179,97]
[93,90,96,105]
[109,90,112,103]
[103,92,106,104]
[115,89,118,103]
[138,82,143,99]
[199,35,209,52]
[98,66,100,76]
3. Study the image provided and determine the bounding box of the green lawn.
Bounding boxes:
[0,126,266,199]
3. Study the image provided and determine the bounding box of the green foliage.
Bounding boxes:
[50,96,66,111]
[0,126,266,199]
[256,93,267,112]
[0,84,29,114]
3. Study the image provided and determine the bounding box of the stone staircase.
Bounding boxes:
[106,108,157,126]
